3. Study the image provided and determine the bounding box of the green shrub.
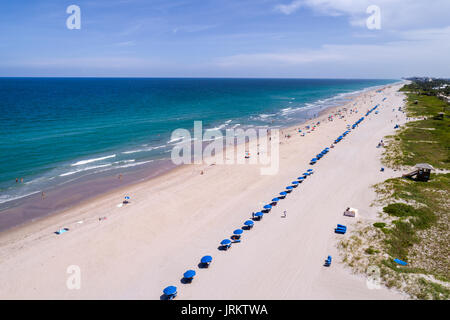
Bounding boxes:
[373,222,386,228]
[383,203,416,217]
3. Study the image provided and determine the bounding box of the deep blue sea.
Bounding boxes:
[0,78,398,206]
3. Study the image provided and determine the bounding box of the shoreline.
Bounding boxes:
[0,81,402,233]
[0,82,410,299]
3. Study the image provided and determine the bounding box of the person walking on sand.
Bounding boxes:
[282,210,287,218]
[41,192,45,200]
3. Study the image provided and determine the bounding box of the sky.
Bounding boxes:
[0,0,449,78]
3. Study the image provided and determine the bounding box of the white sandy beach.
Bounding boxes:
[0,83,409,299]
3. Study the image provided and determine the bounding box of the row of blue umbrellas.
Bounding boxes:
[311,147,330,164]
[164,103,382,298]
[163,254,214,299]
[365,104,379,117]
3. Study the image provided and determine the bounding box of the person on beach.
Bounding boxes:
[118,174,122,180]
[16,178,18,183]
[20,178,23,183]
[41,192,45,200]
[282,210,287,218]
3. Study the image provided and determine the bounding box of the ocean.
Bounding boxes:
[0,78,398,226]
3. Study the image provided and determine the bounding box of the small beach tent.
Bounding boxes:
[343,207,358,217]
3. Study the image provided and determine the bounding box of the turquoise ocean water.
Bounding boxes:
[0,78,398,208]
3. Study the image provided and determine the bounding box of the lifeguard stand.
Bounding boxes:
[402,163,434,182]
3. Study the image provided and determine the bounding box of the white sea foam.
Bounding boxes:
[167,137,185,144]
[0,191,41,204]
[60,164,112,177]
[122,145,165,154]
[113,160,135,164]
[71,154,116,166]
[115,160,154,168]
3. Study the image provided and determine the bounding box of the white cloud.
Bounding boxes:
[275,0,303,15]
[213,26,450,77]
[275,0,450,30]
[216,51,343,67]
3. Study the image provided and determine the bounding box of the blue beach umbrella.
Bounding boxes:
[272,198,280,202]
[124,196,130,200]
[307,169,313,172]
[286,186,293,190]
[263,204,272,209]
[163,286,177,296]
[254,212,263,217]
[233,229,244,235]
[201,255,212,264]
[292,181,299,185]
[183,270,196,279]
[244,220,254,227]
[279,191,287,196]
[221,239,231,245]
[303,172,309,176]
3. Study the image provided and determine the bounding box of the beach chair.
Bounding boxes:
[324,255,332,266]
[335,228,346,234]
[394,258,408,266]
[55,228,69,235]
[335,224,347,234]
